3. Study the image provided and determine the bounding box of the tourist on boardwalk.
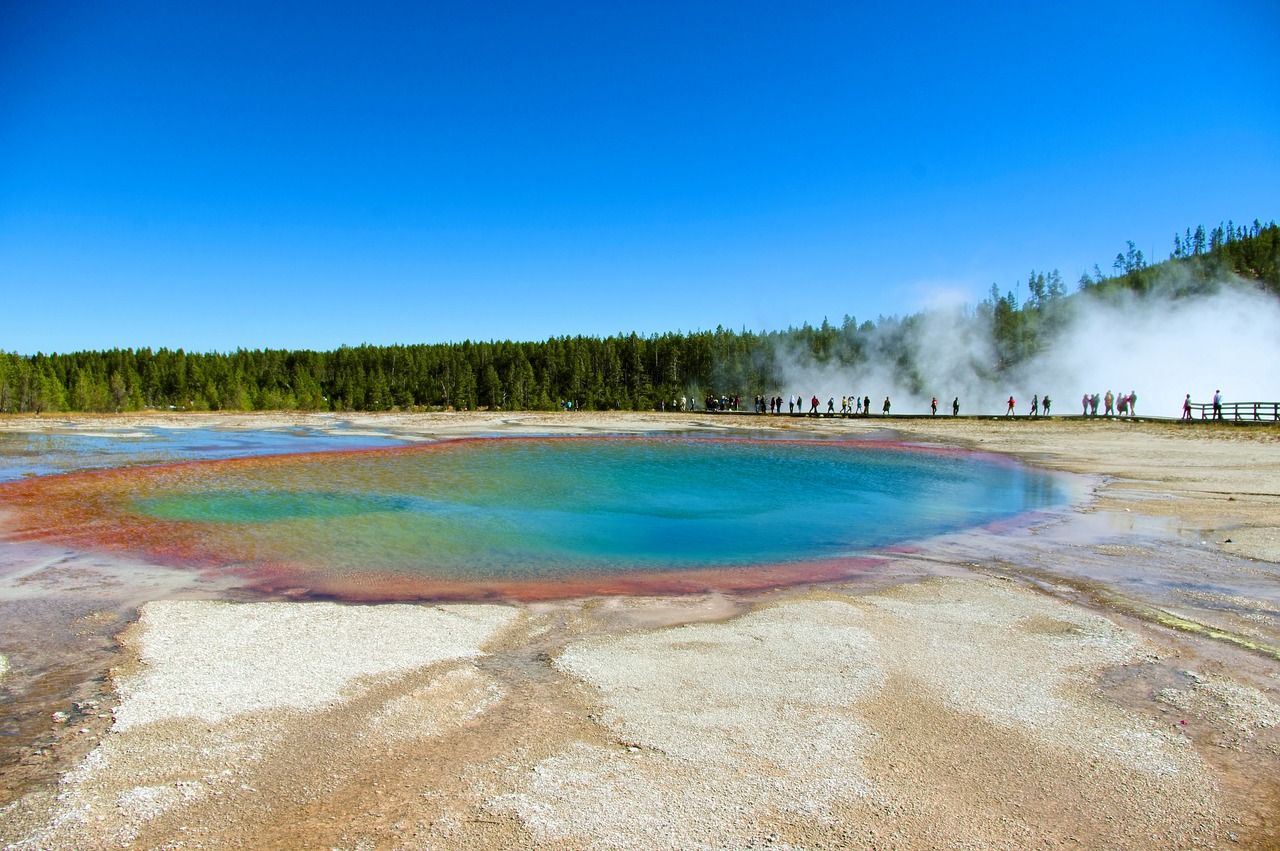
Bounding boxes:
[1082,393,1090,416]
[882,396,891,415]
[1117,394,1128,416]
[827,398,835,415]
[931,397,938,416]
[1104,390,1114,417]
[810,395,819,415]
[788,395,795,414]
[1213,390,1223,420]
[864,395,871,416]
[1182,394,1193,420]
[1042,395,1051,416]
[1006,396,1016,417]
[855,396,863,414]
[1128,391,1137,417]
[952,397,959,416]
[1030,394,1039,417]
[1090,393,1100,416]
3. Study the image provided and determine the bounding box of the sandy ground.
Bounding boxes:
[1,411,1279,850]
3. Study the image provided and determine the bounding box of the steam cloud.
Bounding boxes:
[773,275,1280,418]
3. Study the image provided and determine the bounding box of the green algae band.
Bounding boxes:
[1,436,1071,600]
[135,492,419,523]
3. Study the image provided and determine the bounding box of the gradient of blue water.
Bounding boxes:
[130,438,1071,577]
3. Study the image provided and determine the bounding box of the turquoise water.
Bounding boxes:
[117,437,1069,581]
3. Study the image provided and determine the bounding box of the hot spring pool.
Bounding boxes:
[0,436,1071,600]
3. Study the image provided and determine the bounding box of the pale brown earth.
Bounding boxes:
[1,411,1279,850]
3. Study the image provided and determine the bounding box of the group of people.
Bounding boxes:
[691,393,968,417]
[803,394,884,416]
[1003,394,1053,417]
[702,395,742,411]
[590,389,1238,420]
[601,389,1234,420]
[1181,390,1226,420]
[740,394,897,416]
[671,391,1230,419]
[929,396,962,416]
[1080,390,1137,418]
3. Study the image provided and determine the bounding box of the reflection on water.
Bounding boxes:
[0,426,407,483]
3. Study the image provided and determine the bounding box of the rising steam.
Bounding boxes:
[773,275,1280,418]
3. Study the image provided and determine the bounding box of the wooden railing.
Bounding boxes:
[1185,402,1280,421]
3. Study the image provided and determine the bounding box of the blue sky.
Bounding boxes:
[2,1,1278,354]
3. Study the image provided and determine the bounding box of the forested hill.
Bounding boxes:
[3,220,1277,415]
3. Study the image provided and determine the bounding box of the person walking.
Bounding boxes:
[1182,393,1193,420]
[952,397,959,416]
[1213,390,1223,420]
[882,396,891,415]
[931,397,938,416]
[1042,395,1051,416]
[1030,394,1039,417]
[1006,396,1016,417]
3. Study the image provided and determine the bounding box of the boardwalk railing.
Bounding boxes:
[1186,402,1280,422]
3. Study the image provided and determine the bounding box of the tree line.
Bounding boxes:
[2,220,1276,415]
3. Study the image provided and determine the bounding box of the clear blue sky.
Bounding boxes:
[3,0,1278,354]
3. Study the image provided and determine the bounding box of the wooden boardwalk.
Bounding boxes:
[695,406,1280,424]
[1184,402,1280,422]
